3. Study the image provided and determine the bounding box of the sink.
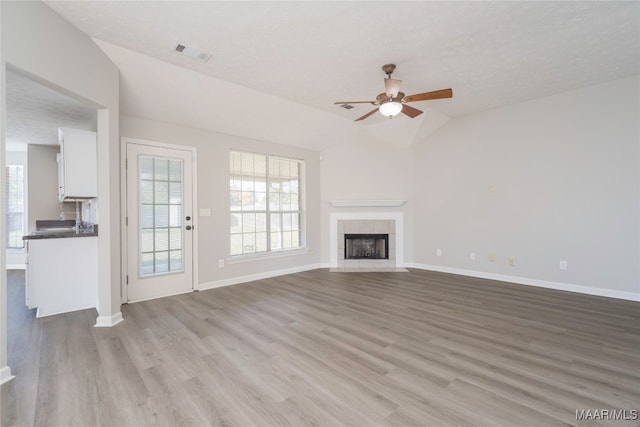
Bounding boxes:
[34,227,76,234]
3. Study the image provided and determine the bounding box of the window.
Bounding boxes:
[230,151,304,256]
[139,156,184,275]
[6,165,25,249]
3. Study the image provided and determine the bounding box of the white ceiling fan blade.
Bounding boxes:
[384,78,402,98]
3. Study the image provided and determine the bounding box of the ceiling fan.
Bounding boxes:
[335,64,453,121]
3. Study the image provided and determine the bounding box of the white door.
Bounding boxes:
[126,142,194,302]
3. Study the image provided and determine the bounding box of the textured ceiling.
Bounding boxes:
[6,68,96,147]
[43,1,640,148]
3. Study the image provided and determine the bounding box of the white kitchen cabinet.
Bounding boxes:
[26,236,98,318]
[58,128,97,202]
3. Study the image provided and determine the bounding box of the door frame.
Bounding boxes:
[120,137,199,304]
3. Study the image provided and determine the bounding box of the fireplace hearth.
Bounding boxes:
[344,234,389,260]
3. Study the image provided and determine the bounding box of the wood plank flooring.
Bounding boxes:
[2,268,639,426]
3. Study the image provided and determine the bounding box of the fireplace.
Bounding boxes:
[344,234,389,260]
[331,214,403,270]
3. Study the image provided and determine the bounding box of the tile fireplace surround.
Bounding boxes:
[329,212,405,272]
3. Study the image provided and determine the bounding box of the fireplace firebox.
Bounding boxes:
[344,234,389,260]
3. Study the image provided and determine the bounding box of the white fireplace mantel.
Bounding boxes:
[329,212,404,268]
[329,200,406,207]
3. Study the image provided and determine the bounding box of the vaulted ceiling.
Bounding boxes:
[44,1,639,150]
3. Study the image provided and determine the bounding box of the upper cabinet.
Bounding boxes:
[57,128,97,202]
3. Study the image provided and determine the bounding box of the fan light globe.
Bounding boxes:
[379,100,403,118]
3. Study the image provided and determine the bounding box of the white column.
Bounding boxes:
[0,17,16,383]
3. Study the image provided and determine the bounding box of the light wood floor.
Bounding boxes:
[2,268,639,426]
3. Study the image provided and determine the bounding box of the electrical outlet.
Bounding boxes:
[436,248,442,257]
[218,259,225,268]
[488,253,496,262]
[470,252,476,260]
[559,260,568,270]
[508,257,515,267]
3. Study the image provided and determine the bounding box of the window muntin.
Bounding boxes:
[230,151,303,256]
[6,165,25,250]
[139,156,184,275]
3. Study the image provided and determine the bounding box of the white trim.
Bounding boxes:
[94,311,124,327]
[0,366,14,385]
[329,212,404,268]
[199,263,323,291]
[6,264,25,270]
[35,303,97,319]
[119,137,128,303]
[330,200,406,207]
[120,137,198,301]
[121,136,199,151]
[191,147,200,291]
[1,58,7,388]
[127,288,193,304]
[409,263,640,302]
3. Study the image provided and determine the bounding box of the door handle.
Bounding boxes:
[186,216,191,221]
[186,225,192,231]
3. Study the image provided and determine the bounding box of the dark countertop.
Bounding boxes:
[23,220,98,240]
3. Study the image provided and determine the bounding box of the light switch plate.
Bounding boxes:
[200,208,212,217]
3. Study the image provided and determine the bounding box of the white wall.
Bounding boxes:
[1,0,121,380]
[412,76,640,299]
[0,1,9,383]
[24,145,80,226]
[5,149,26,164]
[120,115,322,288]
[320,138,414,264]
[26,145,59,231]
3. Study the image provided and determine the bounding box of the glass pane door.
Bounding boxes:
[138,156,183,276]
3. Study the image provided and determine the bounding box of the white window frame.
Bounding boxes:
[5,164,25,250]
[229,150,306,258]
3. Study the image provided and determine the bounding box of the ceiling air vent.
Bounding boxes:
[340,104,355,110]
[174,43,211,63]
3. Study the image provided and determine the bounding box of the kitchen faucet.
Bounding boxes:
[74,200,81,233]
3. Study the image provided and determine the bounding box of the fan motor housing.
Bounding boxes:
[376,92,405,104]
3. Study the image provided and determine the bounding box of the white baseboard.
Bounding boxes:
[0,365,15,385]
[35,303,98,319]
[94,312,124,327]
[199,263,324,291]
[409,263,640,302]
[6,264,25,270]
